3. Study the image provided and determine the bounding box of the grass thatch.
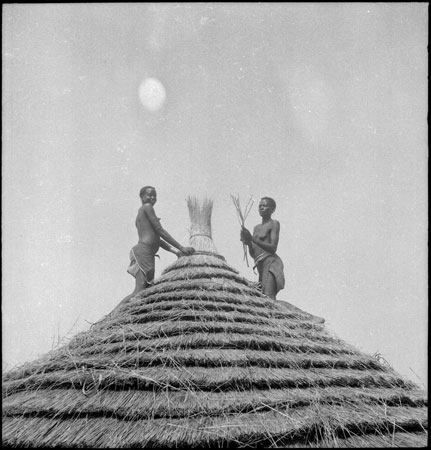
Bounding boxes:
[2,405,427,448]
[187,197,218,254]
[3,386,427,419]
[2,198,427,448]
[168,253,237,271]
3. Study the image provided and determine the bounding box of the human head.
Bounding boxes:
[258,197,276,220]
[139,186,157,205]
[261,197,276,211]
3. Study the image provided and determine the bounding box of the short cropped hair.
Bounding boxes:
[139,186,155,198]
[261,196,276,210]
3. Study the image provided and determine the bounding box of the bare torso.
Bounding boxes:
[252,220,279,257]
[136,205,161,253]
[240,198,282,299]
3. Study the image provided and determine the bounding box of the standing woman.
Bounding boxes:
[240,197,285,300]
[116,186,195,310]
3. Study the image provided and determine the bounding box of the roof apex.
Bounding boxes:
[187,196,219,254]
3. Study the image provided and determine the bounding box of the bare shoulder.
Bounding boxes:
[141,203,155,214]
[136,205,151,221]
[271,219,280,229]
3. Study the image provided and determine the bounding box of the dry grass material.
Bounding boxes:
[2,198,427,448]
[96,308,325,334]
[164,253,239,272]
[66,332,346,360]
[230,193,254,267]
[156,266,250,284]
[138,277,264,297]
[2,314,374,384]
[68,332,362,358]
[112,291,279,315]
[61,322,334,356]
[3,349,389,377]
[323,432,427,448]
[2,403,427,448]
[3,386,427,421]
[107,300,323,327]
[93,293,324,333]
[78,320,333,344]
[3,366,416,398]
[124,288,271,307]
[187,197,218,254]
[102,291,317,323]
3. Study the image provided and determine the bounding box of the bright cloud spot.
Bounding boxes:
[139,78,167,112]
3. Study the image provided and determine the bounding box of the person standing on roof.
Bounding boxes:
[240,196,285,300]
[118,186,195,308]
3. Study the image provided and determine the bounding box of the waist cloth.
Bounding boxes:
[127,242,157,282]
[254,252,285,293]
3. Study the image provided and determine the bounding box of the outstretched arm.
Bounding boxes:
[159,240,180,256]
[144,204,195,255]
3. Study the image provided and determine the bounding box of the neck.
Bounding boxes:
[262,217,272,224]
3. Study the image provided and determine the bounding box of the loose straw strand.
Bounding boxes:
[230,194,254,267]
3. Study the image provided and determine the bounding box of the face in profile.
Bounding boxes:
[141,187,157,206]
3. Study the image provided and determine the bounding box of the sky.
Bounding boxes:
[2,3,428,388]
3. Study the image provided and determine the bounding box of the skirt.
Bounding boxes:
[126,242,156,283]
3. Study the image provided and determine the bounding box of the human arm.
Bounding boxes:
[143,204,195,255]
[240,227,256,258]
[159,240,181,256]
[159,240,194,257]
[241,222,280,255]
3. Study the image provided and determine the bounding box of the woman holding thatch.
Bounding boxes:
[240,197,285,300]
[117,186,195,308]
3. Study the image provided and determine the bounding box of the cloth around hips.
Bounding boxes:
[255,252,285,294]
[127,243,157,283]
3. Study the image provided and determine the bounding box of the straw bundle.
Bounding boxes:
[2,198,427,448]
[230,194,254,266]
[187,196,218,254]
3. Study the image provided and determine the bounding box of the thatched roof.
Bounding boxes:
[2,198,428,448]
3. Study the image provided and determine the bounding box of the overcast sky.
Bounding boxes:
[2,3,428,388]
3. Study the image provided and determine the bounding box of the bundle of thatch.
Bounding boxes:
[2,198,427,448]
[187,196,218,254]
